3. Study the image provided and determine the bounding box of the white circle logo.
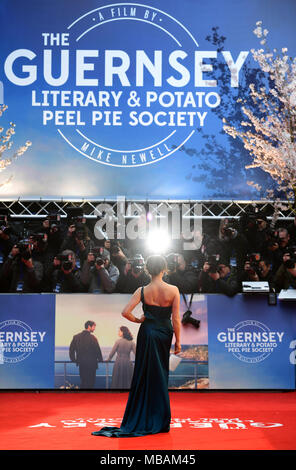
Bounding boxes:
[56,3,203,167]
[217,320,284,364]
[0,319,44,364]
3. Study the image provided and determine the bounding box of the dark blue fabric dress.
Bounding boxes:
[92,286,173,437]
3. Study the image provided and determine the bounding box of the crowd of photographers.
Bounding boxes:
[0,209,296,295]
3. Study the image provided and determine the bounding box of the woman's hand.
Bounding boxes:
[174,342,181,355]
[137,315,145,323]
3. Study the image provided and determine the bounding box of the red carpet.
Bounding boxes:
[0,391,295,450]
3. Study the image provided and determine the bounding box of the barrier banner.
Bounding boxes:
[208,295,296,389]
[0,294,55,388]
[1,0,296,199]
[0,293,295,390]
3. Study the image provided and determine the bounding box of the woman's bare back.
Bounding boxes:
[142,281,178,307]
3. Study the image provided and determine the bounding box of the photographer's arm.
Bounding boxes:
[81,258,91,288]
[215,277,239,296]
[99,264,119,293]
[23,259,43,290]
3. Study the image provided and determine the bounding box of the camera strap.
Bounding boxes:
[181,293,194,312]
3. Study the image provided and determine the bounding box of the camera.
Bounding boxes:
[221,219,238,240]
[56,254,73,271]
[71,223,86,240]
[245,253,260,276]
[283,245,296,258]
[95,257,104,267]
[129,254,145,274]
[17,239,34,260]
[30,232,47,243]
[266,229,279,249]
[182,310,200,329]
[89,247,108,271]
[166,253,179,272]
[0,215,11,235]
[0,224,10,235]
[284,257,296,270]
[206,254,220,273]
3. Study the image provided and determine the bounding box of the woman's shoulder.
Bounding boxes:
[162,282,179,294]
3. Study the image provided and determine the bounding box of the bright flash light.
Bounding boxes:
[146,229,171,254]
[146,211,153,222]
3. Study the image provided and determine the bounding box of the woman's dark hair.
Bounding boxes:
[146,254,167,276]
[120,326,133,341]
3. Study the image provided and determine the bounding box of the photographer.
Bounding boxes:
[197,254,239,296]
[81,248,119,293]
[273,257,296,292]
[104,239,130,275]
[40,214,64,257]
[27,231,51,265]
[45,249,84,293]
[240,211,270,254]
[164,252,199,293]
[60,222,95,269]
[116,254,151,293]
[1,241,43,293]
[240,253,274,284]
[0,215,18,264]
[239,253,261,282]
[218,218,249,270]
[265,227,293,273]
[258,256,274,284]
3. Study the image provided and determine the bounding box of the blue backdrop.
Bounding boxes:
[208,295,296,389]
[0,0,296,199]
[0,294,55,388]
[0,293,295,389]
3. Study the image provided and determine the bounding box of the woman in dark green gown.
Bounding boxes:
[92,254,181,438]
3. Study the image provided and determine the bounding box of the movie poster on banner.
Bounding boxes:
[0,294,55,388]
[207,295,296,389]
[0,0,296,199]
[55,293,208,390]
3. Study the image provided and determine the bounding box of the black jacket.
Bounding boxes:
[69,330,103,368]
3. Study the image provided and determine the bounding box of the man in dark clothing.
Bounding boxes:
[197,256,239,296]
[1,243,43,293]
[164,252,199,293]
[116,254,151,293]
[60,223,95,269]
[69,321,103,389]
[273,258,296,292]
[81,248,119,293]
[218,218,249,271]
[44,249,84,293]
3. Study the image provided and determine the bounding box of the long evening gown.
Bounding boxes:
[92,285,174,437]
